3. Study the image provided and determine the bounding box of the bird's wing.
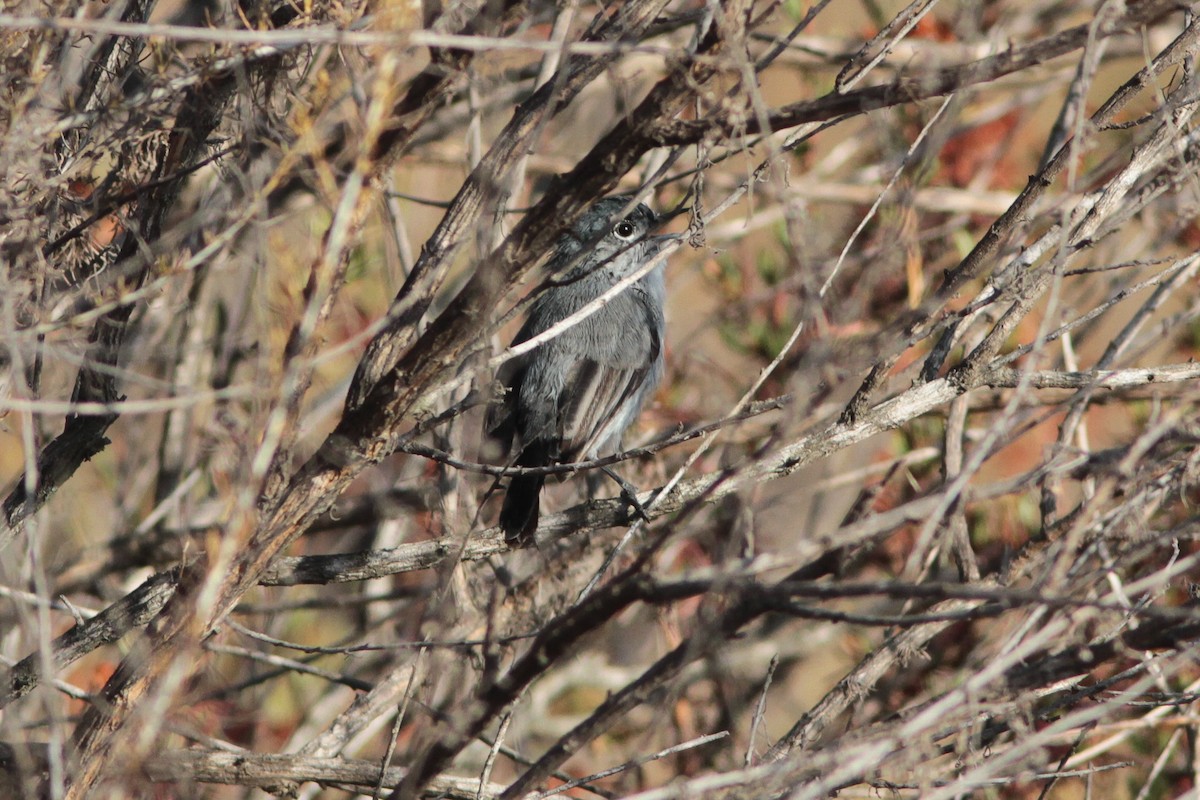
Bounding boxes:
[557,294,662,460]
[557,358,650,461]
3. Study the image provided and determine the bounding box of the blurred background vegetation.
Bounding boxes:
[3,0,1200,797]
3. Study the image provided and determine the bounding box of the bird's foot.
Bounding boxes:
[600,465,651,524]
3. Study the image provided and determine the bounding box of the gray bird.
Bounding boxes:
[487,196,675,543]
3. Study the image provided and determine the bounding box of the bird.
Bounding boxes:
[486,196,675,544]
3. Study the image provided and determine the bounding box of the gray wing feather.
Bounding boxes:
[558,288,663,459]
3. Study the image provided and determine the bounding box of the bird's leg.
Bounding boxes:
[599,465,651,523]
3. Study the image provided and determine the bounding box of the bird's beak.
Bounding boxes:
[647,232,682,258]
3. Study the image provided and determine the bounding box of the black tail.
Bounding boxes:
[500,442,550,544]
[500,473,544,544]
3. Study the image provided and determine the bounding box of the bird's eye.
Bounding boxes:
[613,220,637,240]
